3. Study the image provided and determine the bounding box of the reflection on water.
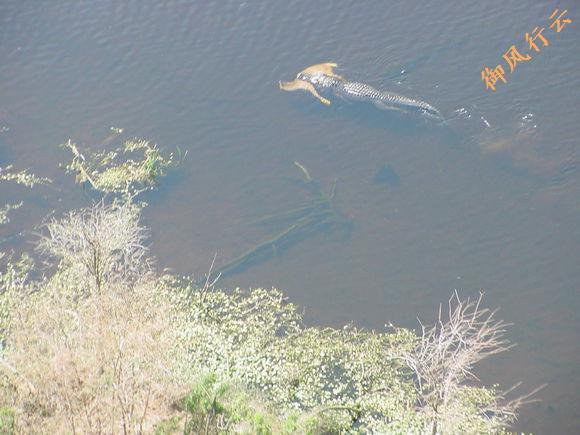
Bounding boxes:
[0,1,579,432]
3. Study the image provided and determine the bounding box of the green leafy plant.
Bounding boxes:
[60,130,183,199]
[183,374,232,433]
[0,406,15,434]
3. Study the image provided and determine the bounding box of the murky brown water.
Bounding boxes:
[1,1,579,432]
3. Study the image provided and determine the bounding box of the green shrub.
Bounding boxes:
[0,407,15,435]
[60,133,181,199]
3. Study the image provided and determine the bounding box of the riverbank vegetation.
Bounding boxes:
[0,133,539,433]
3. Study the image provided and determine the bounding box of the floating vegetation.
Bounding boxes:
[0,165,51,188]
[61,128,184,199]
[201,162,353,284]
[0,165,51,225]
[0,202,22,226]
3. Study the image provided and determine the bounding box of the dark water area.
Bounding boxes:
[1,1,579,432]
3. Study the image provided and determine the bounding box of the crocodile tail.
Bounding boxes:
[400,98,445,122]
[420,103,445,122]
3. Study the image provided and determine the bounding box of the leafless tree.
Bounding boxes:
[38,201,150,293]
[404,291,543,433]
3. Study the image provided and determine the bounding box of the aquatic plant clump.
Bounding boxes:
[0,165,51,189]
[0,165,51,224]
[61,135,181,198]
[0,203,21,226]
[199,162,353,284]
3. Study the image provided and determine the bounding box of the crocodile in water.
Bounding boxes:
[279,62,443,121]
